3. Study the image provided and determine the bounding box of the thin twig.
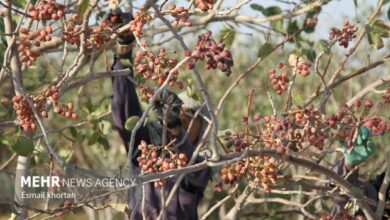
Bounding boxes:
[152,3,220,158]
[375,152,390,218]
[267,91,276,115]
[0,153,17,170]
[200,195,231,220]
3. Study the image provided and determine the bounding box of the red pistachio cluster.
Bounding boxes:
[85,17,119,50]
[326,100,390,147]
[134,47,183,99]
[382,88,390,104]
[260,105,328,151]
[12,94,39,133]
[218,106,329,190]
[129,7,151,37]
[267,64,289,95]
[288,55,312,77]
[137,140,188,188]
[329,20,357,48]
[28,0,65,21]
[220,117,287,190]
[63,14,114,49]
[218,95,390,190]
[62,16,81,46]
[219,157,279,191]
[194,0,213,11]
[186,31,234,76]
[16,27,49,66]
[138,85,155,100]
[224,131,251,152]
[12,86,77,133]
[363,116,389,135]
[296,61,312,76]
[167,5,192,28]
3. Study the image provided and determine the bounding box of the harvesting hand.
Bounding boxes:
[339,126,376,166]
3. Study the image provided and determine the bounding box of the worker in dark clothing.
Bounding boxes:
[330,127,390,219]
[109,8,211,220]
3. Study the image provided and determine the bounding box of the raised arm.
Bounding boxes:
[107,7,150,164]
[111,41,152,167]
[330,126,377,217]
[111,56,151,163]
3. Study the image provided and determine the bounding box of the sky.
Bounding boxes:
[123,0,383,49]
[221,0,378,39]
[140,0,377,36]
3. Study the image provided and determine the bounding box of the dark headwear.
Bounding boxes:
[153,89,183,129]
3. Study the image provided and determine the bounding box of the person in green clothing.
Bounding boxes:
[330,126,390,219]
[340,126,376,168]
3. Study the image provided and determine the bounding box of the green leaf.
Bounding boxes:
[292,93,305,106]
[97,136,109,150]
[353,0,358,7]
[76,133,86,143]
[303,25,315,34]
[307,7,322,17]
[98,120,111,135]
[186,86,193,97]
[318,39,330,54]
[31,156,37,167]
[257,43,273,59]
[69,127,77,138]
[303,14,318,34]
[80,97,93,113]
[96,11,106,20]
[125,116,140,130]
[251,5,282,17]
[388,7,390,20]
[119,59,132,68]
[250,4,264,12]
[12,136,34,156]
[367,29,384,49]
[59,147,73,158]
[271,20,283,31]
[218,27,235,48]
[78,0,89,18]
[13,0,27,8]
[88,131,100,145]
[301,49,316,62]
[372,20,390,38]
[262,6,282,16]
[0,135,7,148]
[287,20,300,35]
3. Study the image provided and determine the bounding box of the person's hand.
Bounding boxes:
[105,8,135,59]
[339,126,375,166]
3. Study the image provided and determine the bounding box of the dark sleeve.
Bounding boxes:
[111,56,150,165]
[329,158,378,217]
[175,128,211,189]
[330,159,351,217]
